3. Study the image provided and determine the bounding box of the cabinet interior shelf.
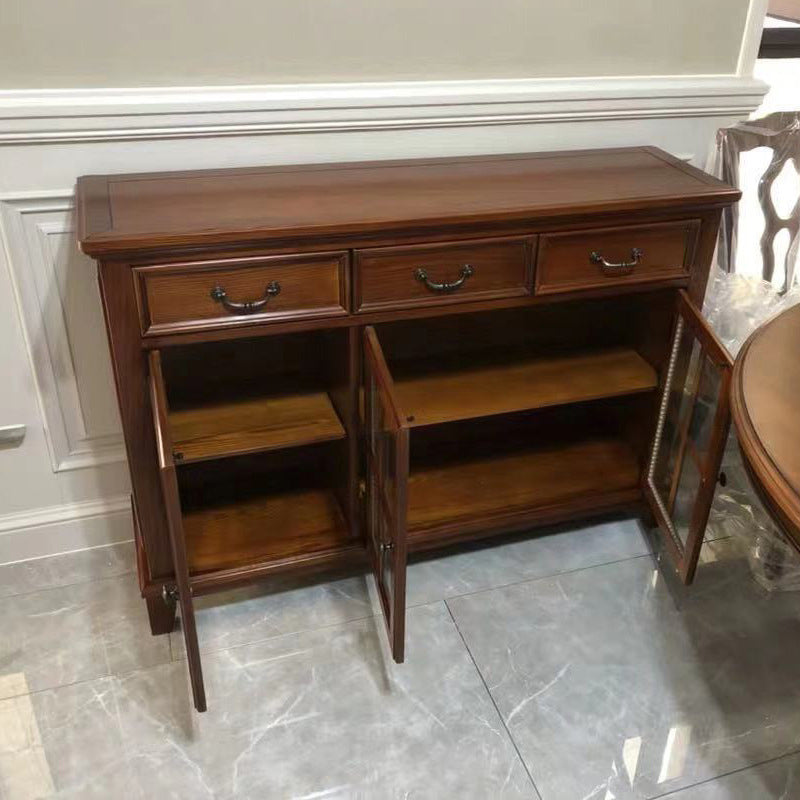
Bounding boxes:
[169,390,345,464]
[390,346,658,428]
[408,436,641,536]
[183,485,353,576]
[180,432,640,581]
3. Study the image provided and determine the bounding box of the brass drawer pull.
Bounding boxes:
[414,264,474,293]
[590,248,643,276]
[209,281,281,313]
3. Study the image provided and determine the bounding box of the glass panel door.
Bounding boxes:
[363,327,409,662]
[645,291,733,584]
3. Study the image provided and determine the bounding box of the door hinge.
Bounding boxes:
[162,585,179,604]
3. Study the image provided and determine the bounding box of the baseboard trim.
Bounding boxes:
[0,75,768,145]
[0,496,134,565]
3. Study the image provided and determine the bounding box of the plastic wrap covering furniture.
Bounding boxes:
[704,267,800,590]
[710,111,800,294]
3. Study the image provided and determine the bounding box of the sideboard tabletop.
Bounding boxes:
[77,147,738,257]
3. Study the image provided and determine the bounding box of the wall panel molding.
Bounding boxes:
[0,194,125,472]
[0,75,768,145]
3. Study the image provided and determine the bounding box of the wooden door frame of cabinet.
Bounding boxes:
[643,290,733,585]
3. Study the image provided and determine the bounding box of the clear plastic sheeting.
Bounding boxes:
[703,266,800,355]
[708,434,800,592]
[703,267,800,591]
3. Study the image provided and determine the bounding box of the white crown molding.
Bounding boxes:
[0,75,768,145]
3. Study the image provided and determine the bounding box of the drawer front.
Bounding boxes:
[136,251,349,334]
[354,236,535,313]
[535,220,700,295]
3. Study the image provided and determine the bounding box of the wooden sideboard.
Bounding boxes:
[77,147,740,712]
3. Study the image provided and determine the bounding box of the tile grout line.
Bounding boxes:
[647,747,800,800]
[0,538,656,705]
[0,568,136,600]
[444,599,544,800]
[0,548,658,704]
[169,549,655,664]
[170,609,381,664]
[1,526,656,602]
[0,671,122,704]
[417,550,654,608]
[0,528,730,602]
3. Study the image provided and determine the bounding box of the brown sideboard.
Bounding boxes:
[76,147,740,712]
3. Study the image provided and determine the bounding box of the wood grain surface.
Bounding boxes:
[731,304,800,543]
[77,148,738,256]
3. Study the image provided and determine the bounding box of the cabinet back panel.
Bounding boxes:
[375,291,676,369]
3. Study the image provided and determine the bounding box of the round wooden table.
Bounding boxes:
[731,303,800,544]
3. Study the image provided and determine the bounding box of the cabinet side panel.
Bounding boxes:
[687,208,723,308]
[97,261,173,582]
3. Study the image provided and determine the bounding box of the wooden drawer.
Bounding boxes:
[535,220,700,295]
[354,236,535,313]
[135,251,349,334]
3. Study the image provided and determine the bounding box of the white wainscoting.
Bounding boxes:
[0,196,124,472]
[0,73,768,564]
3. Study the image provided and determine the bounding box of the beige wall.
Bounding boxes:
[0,0,752,89]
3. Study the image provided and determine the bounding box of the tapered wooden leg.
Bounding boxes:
[146,593,177,635]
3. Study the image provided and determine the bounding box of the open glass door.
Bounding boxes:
[148,350,207,712]
[645,290,733,585]
[363,327,409,662]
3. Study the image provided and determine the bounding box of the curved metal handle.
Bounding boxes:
[414,264,474,293]
[590,248,643,276]
[209,281,281,314]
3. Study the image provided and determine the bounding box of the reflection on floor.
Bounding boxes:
[2,518,800,799]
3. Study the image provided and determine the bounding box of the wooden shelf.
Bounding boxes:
[392,347,657,428]
[408,436,640,535]
[183,486,352,575]
[169,391,345,463]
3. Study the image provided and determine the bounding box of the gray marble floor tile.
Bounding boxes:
[664,753,800,799]
[0,543,135,599]
[100,575,174,676]
[173,518,650,660]
[0,574,170,699]
[171,573,375,658]
[406,516,650,607]
[0,677,140,800]
[448,540,800,800]
[122,603,538,800]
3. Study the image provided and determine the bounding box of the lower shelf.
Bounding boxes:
[183,486,353,576]
[180,435,642,587]
[408,436,641,537]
